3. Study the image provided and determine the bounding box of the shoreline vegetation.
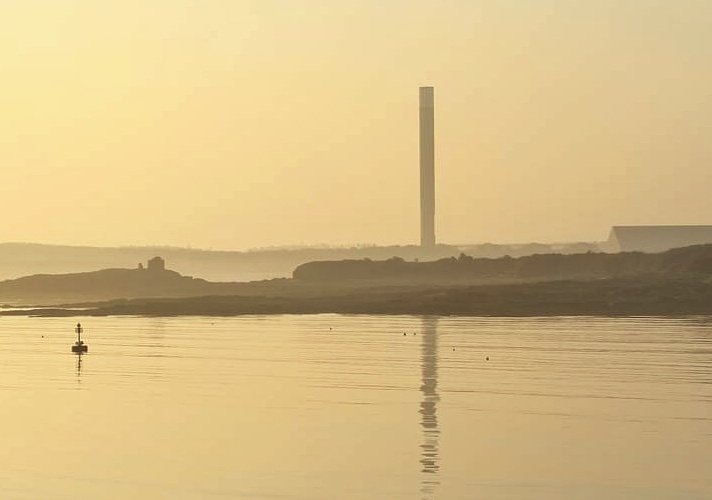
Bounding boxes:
[2,276,712,317]
[0,241,600,282]
[2,244,712,317]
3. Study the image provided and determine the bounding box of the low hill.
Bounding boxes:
[0,258,392,305]
[293,244,712,284]
[4,244,712,311]
[0,241,603,283]
[0,242,460,282]
[0,267,228,305]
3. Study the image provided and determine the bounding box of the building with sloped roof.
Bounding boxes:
[606,225,712,253]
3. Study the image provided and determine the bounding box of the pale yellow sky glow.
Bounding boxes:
[2,1,711,249]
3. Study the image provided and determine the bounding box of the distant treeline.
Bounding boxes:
[0,241,602,282]
[293,244,712,283]
[4,244,712,317]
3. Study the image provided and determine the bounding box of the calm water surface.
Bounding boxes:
[0,315,711,499]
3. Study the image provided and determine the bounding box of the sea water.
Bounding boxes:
[0,315,710,499]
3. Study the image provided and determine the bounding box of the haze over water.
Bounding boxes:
[1,315,710,499]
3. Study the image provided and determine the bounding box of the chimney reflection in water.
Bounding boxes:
[419,317,440,497]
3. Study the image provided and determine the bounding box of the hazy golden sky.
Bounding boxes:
[2,1,711,249]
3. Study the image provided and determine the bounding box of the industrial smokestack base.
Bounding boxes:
[419,86,435,247]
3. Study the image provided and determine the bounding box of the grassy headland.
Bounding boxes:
[2,244,712,317]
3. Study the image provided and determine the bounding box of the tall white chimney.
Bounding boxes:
[419,87,435,247]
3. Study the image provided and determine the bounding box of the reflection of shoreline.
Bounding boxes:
[419,317,440,498]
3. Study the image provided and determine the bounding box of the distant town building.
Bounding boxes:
[147,256,166,271]
[606,225,712,253]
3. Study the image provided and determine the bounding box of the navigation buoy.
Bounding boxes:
[71,322,88,353]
